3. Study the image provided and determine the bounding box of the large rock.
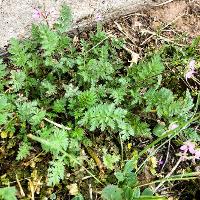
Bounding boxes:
[0,0,166,47]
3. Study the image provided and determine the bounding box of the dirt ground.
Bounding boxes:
[149,0,200,38]
[103,0,200,60]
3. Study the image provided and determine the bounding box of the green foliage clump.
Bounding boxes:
[79,103,126,130]
[16,141,31,160]
[0,187,17,200]
[101,160,167,200]
[1,4,198,193]
[129,54,164,84]
[144,88,193,119]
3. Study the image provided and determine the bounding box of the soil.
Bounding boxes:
[106,0,200,45]
[149,0,200,38]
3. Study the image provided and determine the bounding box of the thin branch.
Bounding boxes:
[114,21,136,44]
[86,35,110,53]
[154,0,174,7]
[154,157,182,192]
[161,140,171,171]
[16,175,25,197]
[44,117,71,130]
[141,29,185,47]
[137,176,199,188]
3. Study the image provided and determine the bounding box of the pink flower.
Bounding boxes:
[185,59,196,81]
[168,123,179,130]
[179,141,200,161]
[189,59,195,70]
[33,8,42,20]
[194,150,200,160]
[95,13,103,21]
[180,141,196,154]
[158,159,164,165]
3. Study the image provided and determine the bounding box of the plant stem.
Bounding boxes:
[119,133,124,168]
[154,157,182,193]
[44,117,71,130]
[137,176,199,188]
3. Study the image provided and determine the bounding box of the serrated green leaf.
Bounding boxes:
[115,171,125,182]
[39,25,59,56]
[101,185,122,200]
[132,187,140,198]
[47,158,65,186]
[16,141,31,160]
[103,153,120,170]
[56,5,72,33]
[10,70,26,92]
[30,108,46,126]
[123,187,134,200]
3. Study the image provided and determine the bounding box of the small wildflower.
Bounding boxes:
[185,59,196,81]
[33,8,42,20]
[158,159,164,165]
[32,7,59,27]
[95,13,103,21]
[168,123,179,131]
[150,156,157,168]
[189,59,195,70]
[179,141,200,161]
[180,141,196,154]
[127,143,132,150]
[194,150,200,160]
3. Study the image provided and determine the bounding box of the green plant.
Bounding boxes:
[101,160,167,200]
[0,3,199,199]
[0,187,17,200]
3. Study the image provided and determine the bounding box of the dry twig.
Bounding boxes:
[44,117,71,130]
[16,174,25,197]
[154,0,174,7]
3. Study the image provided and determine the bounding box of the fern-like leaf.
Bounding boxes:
[16,141,32,160]
[39,25,59,56]
[16,101,38,122]
[47,157,65,186]
[79,103,127,131]
[38,127,69,155]
[8,38,30,67]
[78,58,114,83]
[10,70,26,92]
[55,5,72,33]
[129,55,164,84]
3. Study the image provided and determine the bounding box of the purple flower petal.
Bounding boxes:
[33,8,42,20]
[189,146,196,154]
[194,150,200,159]
[185,59,196,80]
[169,123,179,130]
[189,59,195,71]
[158,160,164,165]
[95,13,103,21]
[180,144,188,152]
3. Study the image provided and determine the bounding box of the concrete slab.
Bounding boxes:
[0,0,166,47]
